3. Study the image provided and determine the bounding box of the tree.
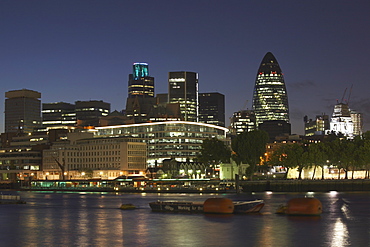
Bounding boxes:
[307,142,328,179]
[231,130,269,180]
[270,143,306,179]
[198,138,231,176]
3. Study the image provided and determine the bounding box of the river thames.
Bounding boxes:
[0,191,369,246]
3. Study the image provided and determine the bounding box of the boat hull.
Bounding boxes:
[149,199,264,214]
[149,201,204,213]
[233,200,265,214]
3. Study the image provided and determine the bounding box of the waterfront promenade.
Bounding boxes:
[4,179,370,193]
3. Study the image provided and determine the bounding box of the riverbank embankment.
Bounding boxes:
[241,179,370,192]
[3,179,370,193]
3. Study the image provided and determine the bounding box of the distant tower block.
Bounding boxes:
[5,89,42,133]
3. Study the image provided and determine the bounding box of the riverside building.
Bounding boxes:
[91,121,229,166]
[42,132,147,180]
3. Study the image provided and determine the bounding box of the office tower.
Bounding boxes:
[229,110,256,136]
[304,114,329,136]
[126,63,156,122]
[128,63,154,98]
[168,71,198,122]
[5,89,42,133]
[199,92,225,127]
[42,102,76,128]
[75,100,110,127]
[351,110,363,136]
[329,103,353,138]
[252,52,290,126]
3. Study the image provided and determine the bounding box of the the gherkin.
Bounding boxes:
[252,52,290,126]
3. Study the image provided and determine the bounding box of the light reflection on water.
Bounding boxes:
[0,191,369,246]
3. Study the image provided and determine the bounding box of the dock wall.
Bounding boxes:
[241,180,370,192]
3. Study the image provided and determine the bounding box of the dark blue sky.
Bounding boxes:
[1,0,370,134]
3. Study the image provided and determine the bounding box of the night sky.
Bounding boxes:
[1,0,370,135]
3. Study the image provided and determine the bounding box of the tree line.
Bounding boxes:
[198,130,370,180]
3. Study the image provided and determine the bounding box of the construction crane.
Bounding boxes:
[241,100,249,111]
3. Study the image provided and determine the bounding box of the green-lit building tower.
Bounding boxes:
[252,52,290,139]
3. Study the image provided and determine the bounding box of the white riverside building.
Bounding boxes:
[91,121,229,166]
[42,132,147,180]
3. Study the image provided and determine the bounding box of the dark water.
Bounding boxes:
[0,190,369,247]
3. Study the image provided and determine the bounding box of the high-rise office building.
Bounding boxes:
[229,110,256,136]
[304,114,329,136]
[128,63,154,98]
[126,63,156,122]
[42,102,76,128]
[168,71,198,122]
[5,89,42,133]
[252,52,290,126]
[199,92,225,127]
[75,100,110,127]
[351,110,363,136]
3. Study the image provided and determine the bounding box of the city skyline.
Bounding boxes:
[1,1,370,135]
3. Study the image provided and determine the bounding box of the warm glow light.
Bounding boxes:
[330,191,338,195]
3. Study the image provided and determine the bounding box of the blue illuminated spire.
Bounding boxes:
[133,63,149,79]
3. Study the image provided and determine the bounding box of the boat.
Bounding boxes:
[149,201,204,213]
[149,198,264,214]
[276,198,322,216]
[233,200,265,213]
[0,195,26,204]
[120,203,136,210]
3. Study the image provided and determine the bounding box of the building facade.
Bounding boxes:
[42,133,147,180]
[304,114,330,136]
[75,100,110,127]
[42,102,76,128]
[229,110,256,136]
[329,103,354,138]
[5,89,42,133]
[199,92,225,127]
[252,52,290,127]
[92,121,228,166]
[168,72,199,122]
[351,110,363,136]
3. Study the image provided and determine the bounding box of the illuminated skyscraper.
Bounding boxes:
[252,52,290,127]
[128,63,154,98]
[168,71,198,122]
[126,63,156,122]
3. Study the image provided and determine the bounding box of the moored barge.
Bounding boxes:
[149,198,264,214]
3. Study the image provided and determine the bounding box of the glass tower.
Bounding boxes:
[252,52,289,126]
[168,71,199,122]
